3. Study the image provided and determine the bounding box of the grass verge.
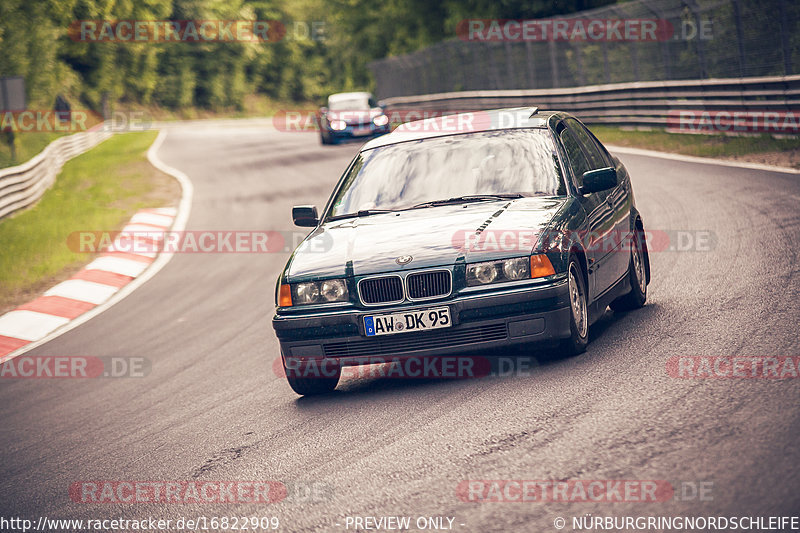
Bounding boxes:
[119,93,312,121]
[0,132,67,169]
[592,126,800,169]
[0,131,181,313]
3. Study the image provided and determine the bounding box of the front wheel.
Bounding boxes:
[283,356,340,395]
[558,257,589,356]
[610,228,648,312]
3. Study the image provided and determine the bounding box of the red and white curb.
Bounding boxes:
[0,208,175,360]
[0,130,193,364]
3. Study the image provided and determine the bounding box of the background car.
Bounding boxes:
[317,91,391,144]
[274,108,650,395]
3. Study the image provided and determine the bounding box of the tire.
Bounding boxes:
[320,131,331,145]
[610,227,648,312]
[558,257,589,356]
[283,356,340,395]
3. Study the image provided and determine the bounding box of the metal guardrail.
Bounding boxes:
[380,75,800,131]
[0,127,113,220]
[370,0,799,98]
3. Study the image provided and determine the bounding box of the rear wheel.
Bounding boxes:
[558,257,589,356]
[283,356,340,395]
[610,228,648,312]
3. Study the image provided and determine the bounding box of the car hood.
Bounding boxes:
[286,197,568,280]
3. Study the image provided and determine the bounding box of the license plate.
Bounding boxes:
[364,307,451,337]
[352,126,372,136]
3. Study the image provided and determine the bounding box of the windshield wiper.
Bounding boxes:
[327,209,397,221]
[328,194,525,220]
[410,193,524,209]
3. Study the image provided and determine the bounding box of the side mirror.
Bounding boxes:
[580,167,617,194]
[319,106,328,115]
[292,205,319,227]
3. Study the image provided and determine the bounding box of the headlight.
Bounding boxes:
[469,263,498,285]
[287,279,349,306]
[295,282,320,303]
[372,114,389,126]
[329,119,347,131]
[466,255,554,287]
[320,279,348,302]
[502,257,530,280]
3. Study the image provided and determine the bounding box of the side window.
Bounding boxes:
[368,96,378,108]
[566,118,609,170]
[559,127,590,188]
[586,128,614,166]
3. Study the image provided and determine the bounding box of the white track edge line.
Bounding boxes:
[606,144,800,175]
[1,130,194,363]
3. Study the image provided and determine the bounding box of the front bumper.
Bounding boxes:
[329,123,390,141]
[272,279,571,366]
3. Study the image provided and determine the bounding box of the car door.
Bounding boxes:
[568,119,632,291]
[557,123,612,301]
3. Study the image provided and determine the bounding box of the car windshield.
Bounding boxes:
[327,129,565,218]
[329,97,371,110]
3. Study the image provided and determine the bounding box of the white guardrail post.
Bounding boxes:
[0,125,114,220]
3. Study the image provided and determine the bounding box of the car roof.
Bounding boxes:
[362,107,561,150]
[328,92,373,102]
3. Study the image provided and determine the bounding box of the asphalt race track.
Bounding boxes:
[1,123,799,531]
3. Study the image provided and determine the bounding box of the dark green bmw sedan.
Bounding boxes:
[272,108,650,395]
